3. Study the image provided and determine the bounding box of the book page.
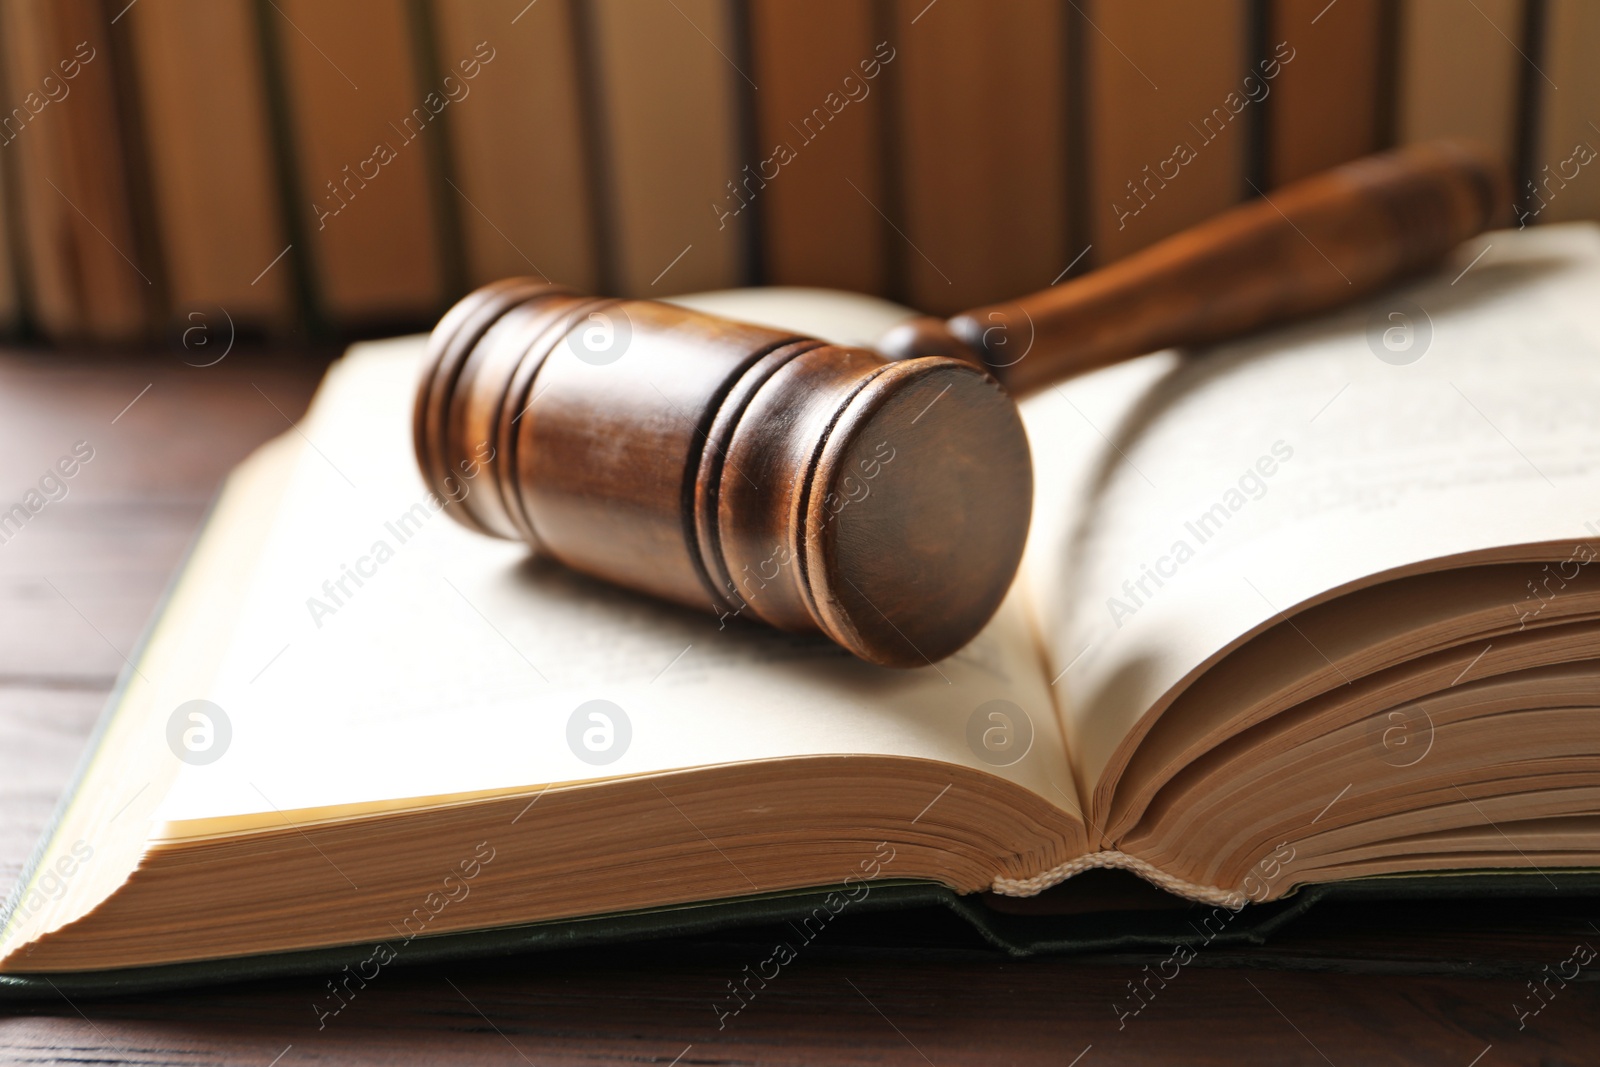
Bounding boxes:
[1020,224,1600,809]
[155,299,1080,832]
[0,436,305,954]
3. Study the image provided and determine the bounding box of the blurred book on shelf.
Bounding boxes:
[2,0,158,342]
[0,0,1588,345]
[125,0,294,336]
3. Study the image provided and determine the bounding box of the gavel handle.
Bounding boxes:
[881,140,1506,394]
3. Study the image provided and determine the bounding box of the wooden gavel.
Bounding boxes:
[415,140,1503,667]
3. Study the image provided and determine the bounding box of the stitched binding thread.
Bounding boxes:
[991,850,1249,909]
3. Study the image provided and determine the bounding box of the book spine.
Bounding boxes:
[0,100,21,338]
[125,0,294,335]
[747,0,892,297]
[889,0,1070,314]
[582,0,746,296]
[0,0,27,340]
[1,0,159,343]
[1263,0,1387,187]
[263,0,447,334]
[1526,0,1600,225]
[1395,0,1525,171]
[1082,0,1250,266]
[429,0,598,294]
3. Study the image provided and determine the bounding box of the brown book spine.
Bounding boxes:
[583,0,746,296]
[1082,0,1250,266]
[1528,0,1600,225]
[0,117,20,337]
[264,0,446,332]
[126,0,293,334]
[431,0,598,293]
[1396,0,1524,173]
[1,0,158,342]
[890,0,1069,315]
[747,0,892,297]
[1264,0,1387,187]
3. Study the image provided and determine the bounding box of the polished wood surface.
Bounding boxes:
[4,346,1599,1063]
[881,140,1505,392]
[416,282,1032,667]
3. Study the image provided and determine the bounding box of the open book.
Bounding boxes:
[5,224,1600,986]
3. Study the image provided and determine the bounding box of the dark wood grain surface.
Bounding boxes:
[2,344,1598,1065]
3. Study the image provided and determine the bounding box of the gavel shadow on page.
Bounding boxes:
[414,140,1504,668]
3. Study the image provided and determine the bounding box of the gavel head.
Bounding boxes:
[414,280,1032,667]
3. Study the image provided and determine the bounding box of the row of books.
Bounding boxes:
[0,0,1591,344]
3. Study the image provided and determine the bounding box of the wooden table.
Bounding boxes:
[1,344,1596,1065]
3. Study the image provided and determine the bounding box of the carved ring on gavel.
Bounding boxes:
[415,140,1506,667]
[415,282,1032,668]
